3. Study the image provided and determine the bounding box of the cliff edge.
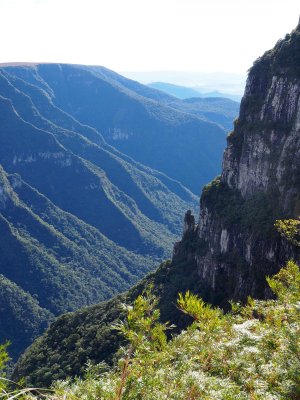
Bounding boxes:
[13,23,300,386]
[173,22,300,306]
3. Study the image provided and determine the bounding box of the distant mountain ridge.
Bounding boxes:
[12,24,300,387]
[0,63,237,360]
[121,70,246,96]
[0,64,204,360]
[2,63,238,194]
[148,81,242,102]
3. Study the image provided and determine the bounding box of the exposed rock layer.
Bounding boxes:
[12,23,300,386]
[173,23,300,305]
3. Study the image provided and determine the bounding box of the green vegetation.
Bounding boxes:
[201,177,277,235]
[251,22,300,79]
[275,219,300,246]
[5,258,300,399]
[10,257,201,387]
[0,163,164,360]
[12,212,296,389]
[0,342,9,386]
[0,275,52,360]
[0,64,203,361]
[2,63,229,194]
[12,166,296,386]
[2,24,300,397]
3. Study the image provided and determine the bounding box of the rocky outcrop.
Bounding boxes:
[173,22,300,306]
[11,23,300,387]
[183,209,195,234]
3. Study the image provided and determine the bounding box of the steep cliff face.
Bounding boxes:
[12,24,300,386]
[174,22,300,306]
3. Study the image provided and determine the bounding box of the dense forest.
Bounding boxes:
[1,13,300,400]
[1,220,300,399]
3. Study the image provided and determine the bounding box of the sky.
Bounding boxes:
[0,0,299,78]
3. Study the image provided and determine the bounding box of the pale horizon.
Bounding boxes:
[0,0,299,76]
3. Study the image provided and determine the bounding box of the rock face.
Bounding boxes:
[12,24,300,386]
[183,210,195,234]
[173,22,300,306]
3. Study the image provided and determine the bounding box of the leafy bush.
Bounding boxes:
[13,257,300,400]
[0,342,9,393]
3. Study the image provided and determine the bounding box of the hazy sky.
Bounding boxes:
[0,0,299,75]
